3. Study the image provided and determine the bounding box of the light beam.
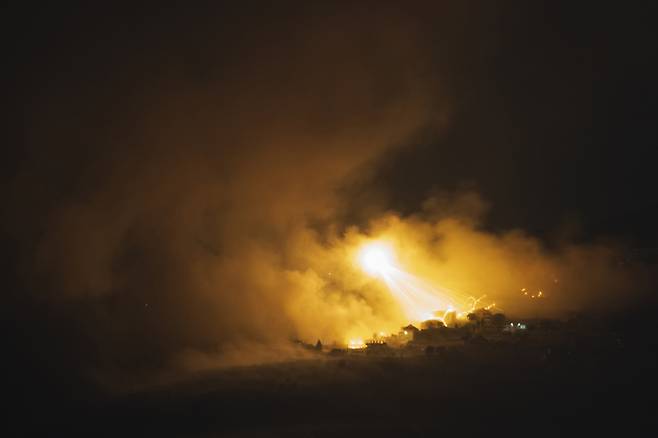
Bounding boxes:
[356,240,480,323]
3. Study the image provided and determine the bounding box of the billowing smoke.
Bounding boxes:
[3,4,652,386]
[6,4,440,381]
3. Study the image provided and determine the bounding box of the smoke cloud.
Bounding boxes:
[3,4,652,386]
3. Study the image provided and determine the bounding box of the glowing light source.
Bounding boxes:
[358,241,395,276]
[355,239,494,325]
[347,339,366,349]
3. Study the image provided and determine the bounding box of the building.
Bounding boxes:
[400,324,419,340]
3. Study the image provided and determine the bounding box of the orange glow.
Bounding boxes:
[354,240,494,324]
[347,339,366,349]
[358,241,396,276]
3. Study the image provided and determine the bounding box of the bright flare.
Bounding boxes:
[356,240,476,323]
[358,242,395,276]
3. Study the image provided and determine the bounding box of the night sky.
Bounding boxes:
[7,3,658,243]
[345,3,658,244]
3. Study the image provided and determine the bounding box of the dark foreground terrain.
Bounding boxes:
[9,310,658,437]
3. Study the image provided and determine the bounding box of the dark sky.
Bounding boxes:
[345,2,658,245]
[3,0,658,404]
[6,2,658,244]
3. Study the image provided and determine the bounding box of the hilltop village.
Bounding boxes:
[295,307,609,358]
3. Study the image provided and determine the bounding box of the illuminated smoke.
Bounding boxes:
[357,240,476,323]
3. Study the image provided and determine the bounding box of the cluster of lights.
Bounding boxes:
[521,288,544,299]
